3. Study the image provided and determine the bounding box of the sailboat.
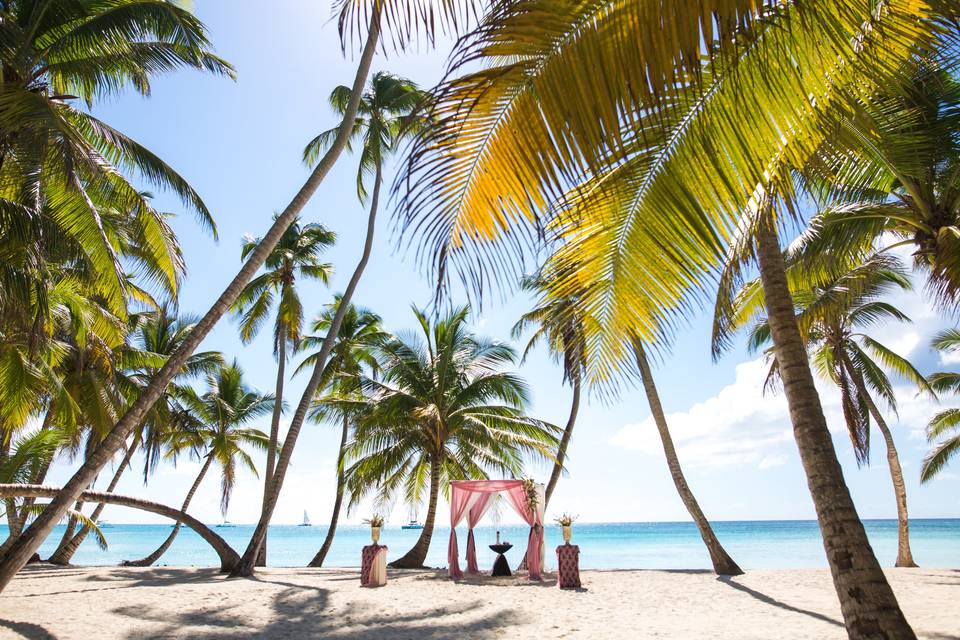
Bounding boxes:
[216,520,236,528]
[299,510,312,527]
[401,510,423,529]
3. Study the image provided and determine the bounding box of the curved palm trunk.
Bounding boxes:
[0,10,382,593]
[632,342,742,576]
[755,216,914,639]
[0,484,238,572]
[123,453,214,567]
[16,406,57,529]
[308,414,350,567]
[544,379,581,508]
[230,91,385,579]
[48,434,141,565]
[258,322,288,567]
[390,456,440,569]
[844,362,917,568]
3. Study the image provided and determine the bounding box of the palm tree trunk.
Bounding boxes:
[123,453,215,567]
[308,414,350,568]
[390,456,440,569]
[0,8,382,593]
[0,484,239,572]
[632,341,743,576]
[844,361,917,568]
[47,433,141,565]
[754,215,914,639]
[258,322,288,567]
[544,378,581,508]
[230,83,385,580]
[48,499,83,563]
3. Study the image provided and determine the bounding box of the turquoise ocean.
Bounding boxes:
[27,519,960,570]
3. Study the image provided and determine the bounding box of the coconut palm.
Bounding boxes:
[231,217,334,564]
[790,58,960,308]
[345,306,558,569]
[0,0,388,585]
[229,71,429,576]
[124,360,272,566]
[725,253,933,567]
[921,330,960,482]
[393,5,958,634]
[512,273,586,508]
[46,307,224,564]
[298,297,386,567]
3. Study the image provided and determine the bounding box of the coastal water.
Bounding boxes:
[27,519,960,570]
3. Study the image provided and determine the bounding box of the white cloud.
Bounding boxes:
[886,331,920,358]
[608,356,942,469]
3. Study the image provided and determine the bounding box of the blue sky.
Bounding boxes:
[46,1,960,530]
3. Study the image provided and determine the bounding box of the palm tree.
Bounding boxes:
[393,5,956,634]
[0,0,390,585]
[725,253,933,567]
[47,307,223,565]
[921,330,960,482]
[512,273,586,508]
[790,58,960,307]
[629,340,744,576]
[298,297,386,567]
[345,306,558,569]
[232,217,334,564]
[124,360,272,566]
[229,71,429,576]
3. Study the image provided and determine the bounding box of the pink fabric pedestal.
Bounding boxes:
[361,544,387,587]
[556,544,581,589]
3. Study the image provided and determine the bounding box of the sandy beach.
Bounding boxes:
[0,565,956,639]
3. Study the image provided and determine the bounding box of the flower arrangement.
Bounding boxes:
[522,478,539,514]
[364,515,384,528]
[554,513,578,527]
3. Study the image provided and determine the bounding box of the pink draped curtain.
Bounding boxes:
[504,484,543,580]
[466,493,495,573]
[447,480,543,581]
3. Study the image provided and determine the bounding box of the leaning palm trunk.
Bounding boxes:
[754,216,914,638]
[231,138,385,578]
[844,360,917,568]
[0,11,382,593]
[390,457,441,569]
[0,484,239,572]
[632,341,743,577]
[258,322,288,567]
[124,453,214,567]
[48,434,142,565]
[544,379,581,508]
[308,415,350,567]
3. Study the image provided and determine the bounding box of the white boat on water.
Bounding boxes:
[216,520,236,528]
[299,510,312,527]
[401,519,423,530]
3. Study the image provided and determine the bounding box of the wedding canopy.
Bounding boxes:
[448,479,545,580]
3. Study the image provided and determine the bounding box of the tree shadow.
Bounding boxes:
[410,567,560,588]
[0,617,57,640]
[716,576,844,628]
[113,578,524,639]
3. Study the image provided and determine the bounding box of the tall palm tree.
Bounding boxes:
[232,217,334,564]
[124,360,272,566]
[512,273,586,508]
[725,253,933,567]
[921,330,960,482]
[790,58,960,307]
[393,4,957,634]
[345,306,559,569]
[47,307,223,564]
[0,0,390,586]
[229,71,429,576]
[298,297,386,567]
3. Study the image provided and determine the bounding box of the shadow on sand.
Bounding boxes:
[716,576,844,628]
[109,570,526,639]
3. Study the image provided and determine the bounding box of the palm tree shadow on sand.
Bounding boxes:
[109,572,526,639]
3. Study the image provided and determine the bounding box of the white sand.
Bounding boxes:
[1,565,957,639]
